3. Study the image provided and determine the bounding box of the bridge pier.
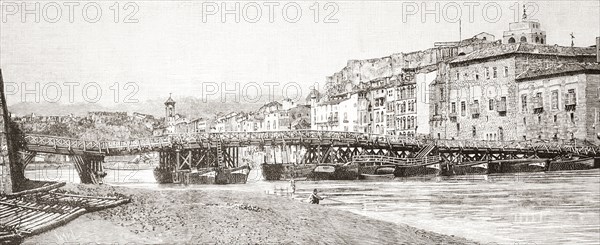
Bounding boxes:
[72,155,105,184]
[21,151,37,174]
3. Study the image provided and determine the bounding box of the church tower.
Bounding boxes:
[503,6,546,45]
[164,93,176,124]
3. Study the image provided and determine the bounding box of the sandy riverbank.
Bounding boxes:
[24,184,478,244]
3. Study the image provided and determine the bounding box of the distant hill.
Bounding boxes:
[8,96,283,119]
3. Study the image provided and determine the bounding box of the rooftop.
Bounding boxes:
[451,43,597,64]
[516,63,600,81]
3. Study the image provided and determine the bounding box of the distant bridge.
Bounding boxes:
[21,130,600,184]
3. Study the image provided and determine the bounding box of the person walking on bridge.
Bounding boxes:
[308,189,324,204]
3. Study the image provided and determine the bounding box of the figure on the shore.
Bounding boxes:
[308,189,324,204]
[289,178,296,194]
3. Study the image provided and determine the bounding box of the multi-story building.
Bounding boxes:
[311,92,359,132]
[430,22,598,141]
[515,63,600,143]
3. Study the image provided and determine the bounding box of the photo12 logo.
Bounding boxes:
[0,1,139,23]
[401,1,539,23]
[4,82,140,103]
[201,1,339,23]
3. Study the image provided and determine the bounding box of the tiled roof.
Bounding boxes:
[451,43,597,64]
[319,97,350,106]
[516,63,600,81]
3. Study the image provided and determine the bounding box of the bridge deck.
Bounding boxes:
[23,130,600,156]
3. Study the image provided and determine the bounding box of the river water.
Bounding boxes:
[25,165,600,245]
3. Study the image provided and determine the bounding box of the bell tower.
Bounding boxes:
[164,93,176,124]
[503,5,546,45]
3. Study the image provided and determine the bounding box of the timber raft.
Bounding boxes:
[0,182,130,244]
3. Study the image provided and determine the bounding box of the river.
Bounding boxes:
[25,165,600,245]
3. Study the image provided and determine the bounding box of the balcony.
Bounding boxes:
[566,93,577,105]
[533,97,544,114]
[327,117,339,125]
[470,104,480,118]
[533,97,543,109]
[496,101,507,112]
[565,93,577,111]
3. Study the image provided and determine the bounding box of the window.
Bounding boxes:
[499,97,507,116]
[434,103,439,115]
[551,90,559,109]
[440,88,445,99]
[493,67,497,78]
[475,70,480,80]
[553,115,557,123]
[451,102,456,113]
[567,89,577,105]
[504,66,509,77]
[472,126,476,137]
[521,95,527,112]
[485,67,490,79]
[461,101,466,116]
[456,72,460,80]
[489,99,495,110]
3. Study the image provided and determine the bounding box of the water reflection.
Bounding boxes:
[25,166,600,244]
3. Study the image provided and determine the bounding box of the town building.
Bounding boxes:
[503,10,546,44]
[515,63,600,143]
[430,17,598,141]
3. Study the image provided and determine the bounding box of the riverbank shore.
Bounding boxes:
[24,183,477,244]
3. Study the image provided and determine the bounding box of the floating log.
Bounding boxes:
[7,182,66,197]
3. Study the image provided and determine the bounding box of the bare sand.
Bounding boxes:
[25,184,478,244]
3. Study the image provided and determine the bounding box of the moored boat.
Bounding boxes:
[306,163,358,180]
[394,156,443,178]
[547,157,599,171]
[172,165,252,185]
[153,166,174,183]
[448,161,489,175]
[358,165,395,180]
[260,163,314,180]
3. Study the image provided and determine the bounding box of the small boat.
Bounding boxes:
[260,163,314,180]
[487,159,549,173]
[153,166,174,183]
[359,165,395,180]
[306,163,358,180]
[449,161,489,175]
[547,157,599,171]
[173,165,252,185]
[394,156,443,177]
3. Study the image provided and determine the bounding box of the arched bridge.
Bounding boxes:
[21,130,600,184]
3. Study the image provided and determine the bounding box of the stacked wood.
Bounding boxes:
[0,184,130,243]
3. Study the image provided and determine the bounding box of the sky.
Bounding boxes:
[0,0,599,106]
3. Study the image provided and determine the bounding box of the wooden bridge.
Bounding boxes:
[19,130,600,184]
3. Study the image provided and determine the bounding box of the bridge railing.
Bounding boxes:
[353,154,441,166]
[24,134,102,151]
[23,130,600,155]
